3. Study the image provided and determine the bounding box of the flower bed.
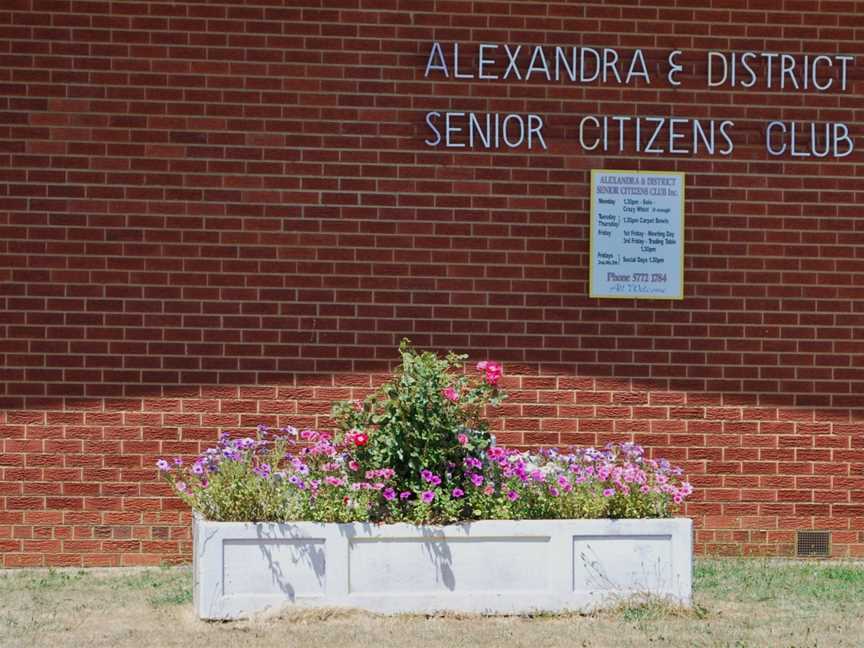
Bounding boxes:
[162,341,694,618]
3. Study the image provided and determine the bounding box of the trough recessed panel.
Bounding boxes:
[222,539,326,597]
[348,536,550,595]
[572,535,673,593]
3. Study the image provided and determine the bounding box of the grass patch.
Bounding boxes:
[696,559,864,604]
[0,559,862,648]
[107,567,193,607]
[0,568,90,593]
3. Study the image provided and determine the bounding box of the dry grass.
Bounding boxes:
[1,559,863,648]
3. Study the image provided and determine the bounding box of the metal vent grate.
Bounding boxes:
[797,531,830,558]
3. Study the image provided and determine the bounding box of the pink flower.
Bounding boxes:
[507,490,519,501]
[175,481,187,492]
[442,386,460,402]
[470,473,484,486]
[603,488,616,497]
[399,491,412,500]
[348,460,359,471]
[484,485,495,495]
[452,488,464,498]
[421,490,435,503]
[457,433,469,446]
[383,487,396,501]
[477,361,502,386]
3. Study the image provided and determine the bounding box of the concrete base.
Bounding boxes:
[193,516,692,620]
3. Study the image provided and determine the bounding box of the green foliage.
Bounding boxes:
[331,338,505,494]
[160,343,692,525]
[165,436,304,523]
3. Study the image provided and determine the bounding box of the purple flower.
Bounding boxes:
[430,475,441,486]
[383,487,396,501]
[156,459,170,472]
[470,473,484,486]
[421,490,435,503]
[451,488,464,498]
[175,481,187,492]
[173,457,183,466]
[399,491,412,500]
[464,457,482,470]
[507,490,519,501]
[421,469,433,482]
[603,488,616,498]
[253,463,271,478]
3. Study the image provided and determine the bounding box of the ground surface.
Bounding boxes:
[0,559,862,648]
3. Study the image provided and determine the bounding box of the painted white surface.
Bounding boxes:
[193,517,692,620]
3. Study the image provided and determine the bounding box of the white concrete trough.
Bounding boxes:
[193,516,692,619]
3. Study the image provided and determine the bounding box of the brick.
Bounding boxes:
[0,1,861,566]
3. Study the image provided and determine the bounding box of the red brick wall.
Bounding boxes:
[1,1,863,566]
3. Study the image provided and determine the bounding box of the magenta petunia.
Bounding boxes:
[421,490,435,503]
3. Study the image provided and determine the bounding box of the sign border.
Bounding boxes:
[589,169,686,300]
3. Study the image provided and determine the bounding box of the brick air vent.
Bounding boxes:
[796,531,830,558]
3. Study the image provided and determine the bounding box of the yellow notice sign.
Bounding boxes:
[589,170,685,300]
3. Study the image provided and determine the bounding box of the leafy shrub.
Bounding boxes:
[331,338,505,495]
